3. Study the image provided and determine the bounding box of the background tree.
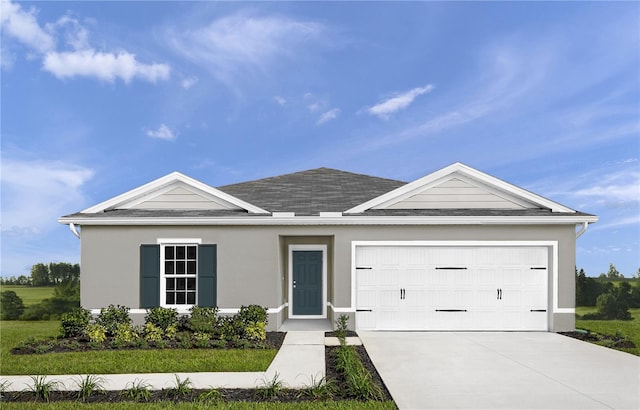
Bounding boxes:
[605,263,623,279]
[1,291,25,320]
[30,263,51,286]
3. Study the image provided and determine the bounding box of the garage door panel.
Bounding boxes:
[355,245,549,331]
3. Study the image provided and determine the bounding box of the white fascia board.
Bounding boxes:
[345,162,576,214]
[58,214,599,226]
[80,171,268,214]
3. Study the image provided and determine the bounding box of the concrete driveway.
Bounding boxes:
[359,332,640,410]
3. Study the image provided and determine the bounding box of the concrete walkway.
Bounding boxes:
[360,332,640,410]
[1,331,326,391]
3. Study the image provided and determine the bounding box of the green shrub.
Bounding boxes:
[96,305,131,336]
[245,320,267,342]
[596,292,631,320]
[85,323,107,343]
[335,314,349,343]
[145,307,178,331]
[219,315,244,341]
[238,305,268,325]
[60,308,92,337]
[19,297,79,320]
[176,331,193,348]
[193,332,211,348]
[1,290,25,320]
[114,323,139,344]
[187,306,218,334]
[144,322,164,343]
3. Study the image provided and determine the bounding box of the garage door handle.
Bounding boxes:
[530,267,547,270]
[530,309,547,312]
[356,267,372,270]
[356,309,372,312]
[497,288,502,300]
[436,309,468,312]
[435,267,467,270]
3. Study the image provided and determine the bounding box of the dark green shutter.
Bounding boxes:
[198,244,217,307]
[140,245,160,308]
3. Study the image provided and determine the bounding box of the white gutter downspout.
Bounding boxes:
[69,223,80,239]
[575,221,588,238]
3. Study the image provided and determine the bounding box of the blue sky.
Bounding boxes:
[1,1,638,278]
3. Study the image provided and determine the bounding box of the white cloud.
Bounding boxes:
[572,168,640,205]
[274,96,287,106]
[181,76,199,89]
[1,0,170,83]
[167,12,325,87]
[317,108,340,125]
[0,0,55,53]
[147,124,177,141]
[43,49,170,83]
[1,158,94,237]
[367,85,434,119]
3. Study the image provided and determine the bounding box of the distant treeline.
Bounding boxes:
[1,262,80,286]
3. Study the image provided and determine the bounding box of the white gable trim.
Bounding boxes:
[345,163,575,214]
[81,172,268,214]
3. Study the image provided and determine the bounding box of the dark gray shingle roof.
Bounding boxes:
[217,167,406,215]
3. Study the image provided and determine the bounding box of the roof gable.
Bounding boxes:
[81,172,268,214]
[346,163,576,214]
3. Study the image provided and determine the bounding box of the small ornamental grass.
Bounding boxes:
[163,374,193,398]
[255,372,286,400]
[24,375,61,402]
[120,379,152,402]
[73,375,106,402]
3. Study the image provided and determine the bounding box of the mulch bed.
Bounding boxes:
[2,331,394,405]
[560,331,635,349]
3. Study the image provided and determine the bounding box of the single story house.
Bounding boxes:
[59,163,597,332]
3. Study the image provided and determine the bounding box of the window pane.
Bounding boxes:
[187,278,196,290]
[176,278,186,290]
[176,246,186,259]
[166,278,175,290]
[176,293,186,304]
[165,246,174,259]
[187,261,196,274]
[187,246,197,259]
[165,261,174,274]
[166,292,175,304]
[176,261,185,274]
[187,292,196,305]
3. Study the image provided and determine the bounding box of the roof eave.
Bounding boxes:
[58,214,599,226]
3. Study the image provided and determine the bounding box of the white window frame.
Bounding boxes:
[157,238,202,309]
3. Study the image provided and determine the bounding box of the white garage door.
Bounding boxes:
[356,246,548,331]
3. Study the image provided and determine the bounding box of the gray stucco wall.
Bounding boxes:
[79,223,577,331]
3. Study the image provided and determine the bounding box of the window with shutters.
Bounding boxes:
[161,244,198,307]
[140,241,216,309]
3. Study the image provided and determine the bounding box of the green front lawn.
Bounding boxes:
[1,286,55,306]
[0,321,276,375]
[575,307,640,356]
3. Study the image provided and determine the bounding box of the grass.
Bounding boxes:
[1,321,276,375]
[1,402,397,409]
[1,286,55,306]
[575,307,640,356]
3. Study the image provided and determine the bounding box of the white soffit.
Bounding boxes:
[345,162,576,214]
[80,172,268,214]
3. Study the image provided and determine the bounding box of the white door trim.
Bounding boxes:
[351,240,565,324]
[288,244,327,319]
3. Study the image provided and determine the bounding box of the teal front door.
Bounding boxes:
[292,250,323,315]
